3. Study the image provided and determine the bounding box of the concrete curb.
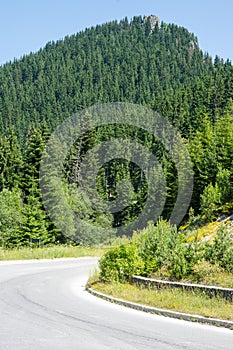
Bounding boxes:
[86,287,233,330]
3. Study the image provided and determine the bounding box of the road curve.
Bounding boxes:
[0,258,232,350]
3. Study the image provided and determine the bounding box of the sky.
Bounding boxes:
[0,0,233,65]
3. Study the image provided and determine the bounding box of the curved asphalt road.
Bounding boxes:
[0,258,232,350]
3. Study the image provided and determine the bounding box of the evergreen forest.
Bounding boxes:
[0,15,233,247]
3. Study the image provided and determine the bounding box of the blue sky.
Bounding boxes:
[0,0,232,65]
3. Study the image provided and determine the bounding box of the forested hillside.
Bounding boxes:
[0,15,232,247]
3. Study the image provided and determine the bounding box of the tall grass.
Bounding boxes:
[0,245,106,261]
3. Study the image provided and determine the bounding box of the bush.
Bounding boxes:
[204,225,233,272]
[192,260,224,283]
[99,243,144,283]
[98,220,232,284]
[135,220,177,275]
[200,183,221,219]
[136,220,201,279]
[166,242,202,280]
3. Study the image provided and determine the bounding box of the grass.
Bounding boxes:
[90,279,233,321]
[0,245,107,261]
[150,261,233,288]
[182,271,233,289]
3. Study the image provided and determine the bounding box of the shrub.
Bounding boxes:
[99,220,232,284]
[192,260,224,283]
[204,225,233,272]
[136,220,202,279]
[200,183,221,219]
[99,243,144,283]
[166,241,203,280]
[135,220,177,275]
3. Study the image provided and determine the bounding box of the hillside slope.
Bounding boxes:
[0,15,232,141]
[0,15,232,247]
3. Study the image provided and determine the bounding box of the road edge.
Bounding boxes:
[0,257,98,265]
[86,287,233,330]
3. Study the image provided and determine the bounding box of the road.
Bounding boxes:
[0,258,232,350]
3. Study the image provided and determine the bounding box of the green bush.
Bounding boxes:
[99,243,144,283]
[205,225,233,272]
[98,220,232,284]
[136,220,202,279]
[200,183,221,219]
[169,241,204,279]
[192,260,224,283]
[135,220,176,275]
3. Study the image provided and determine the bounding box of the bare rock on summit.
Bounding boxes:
[144,15,160,32]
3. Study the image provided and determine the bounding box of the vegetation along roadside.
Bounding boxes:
[88,220,233,323]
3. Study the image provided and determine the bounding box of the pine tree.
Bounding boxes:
[0,188,23,248]
[0,129,22,191]
[20,192,49,244]
[22,124,46,198]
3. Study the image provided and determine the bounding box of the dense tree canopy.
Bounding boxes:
[0,15,232,247]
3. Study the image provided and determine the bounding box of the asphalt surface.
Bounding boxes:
[0,258,232,350]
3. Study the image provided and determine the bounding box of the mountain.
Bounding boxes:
[0,15,232,142]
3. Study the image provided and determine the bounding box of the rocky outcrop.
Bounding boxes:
[144,15,160,32]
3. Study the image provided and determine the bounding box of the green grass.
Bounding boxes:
[0,245,106,261]
[150,261,233,288]
[90,280,233,321]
